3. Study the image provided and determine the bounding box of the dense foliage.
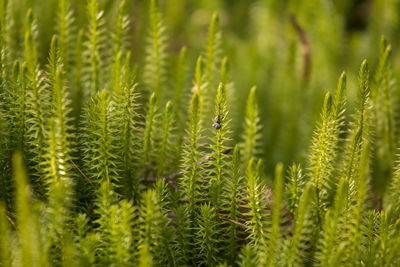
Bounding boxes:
[1,0,400,266]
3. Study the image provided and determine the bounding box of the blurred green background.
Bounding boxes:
[10,0,400,183]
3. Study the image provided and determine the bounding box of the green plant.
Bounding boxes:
[1,0,400,266]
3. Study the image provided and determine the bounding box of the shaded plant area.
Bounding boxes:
[0,0,400,266]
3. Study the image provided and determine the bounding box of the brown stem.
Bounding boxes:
[368,188,382,212]
[218,216,247,229]
[70,159,95,188]
[299,254,320,264]
[5,213,16,230]
[289,14,311,82]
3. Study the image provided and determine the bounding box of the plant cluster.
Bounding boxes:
[0,0,400,266]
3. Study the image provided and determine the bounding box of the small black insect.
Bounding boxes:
[213,102,222,130]
[213,120,221,130]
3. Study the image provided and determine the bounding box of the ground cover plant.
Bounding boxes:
[1,0,400,266]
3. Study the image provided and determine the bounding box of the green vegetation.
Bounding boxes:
[1,0,400,266]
